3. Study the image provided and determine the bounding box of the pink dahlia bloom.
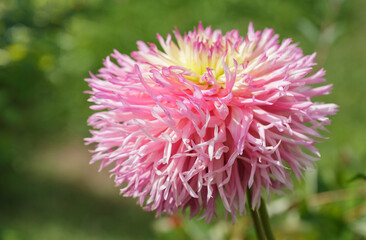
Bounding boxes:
[86,23,337,222]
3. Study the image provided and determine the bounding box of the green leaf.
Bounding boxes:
[348,173,366,183]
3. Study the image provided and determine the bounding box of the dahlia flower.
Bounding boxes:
[86,23,337,222]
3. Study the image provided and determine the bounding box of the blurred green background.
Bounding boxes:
[1,0,365,239]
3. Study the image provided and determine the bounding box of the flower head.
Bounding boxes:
[86,23,337,222]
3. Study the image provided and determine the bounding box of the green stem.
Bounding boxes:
[247,189,266,240]
[259,198,276,240]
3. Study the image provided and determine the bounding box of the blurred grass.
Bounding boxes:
[0,0,366,239]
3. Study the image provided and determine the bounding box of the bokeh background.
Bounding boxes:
[1,0,366,239]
